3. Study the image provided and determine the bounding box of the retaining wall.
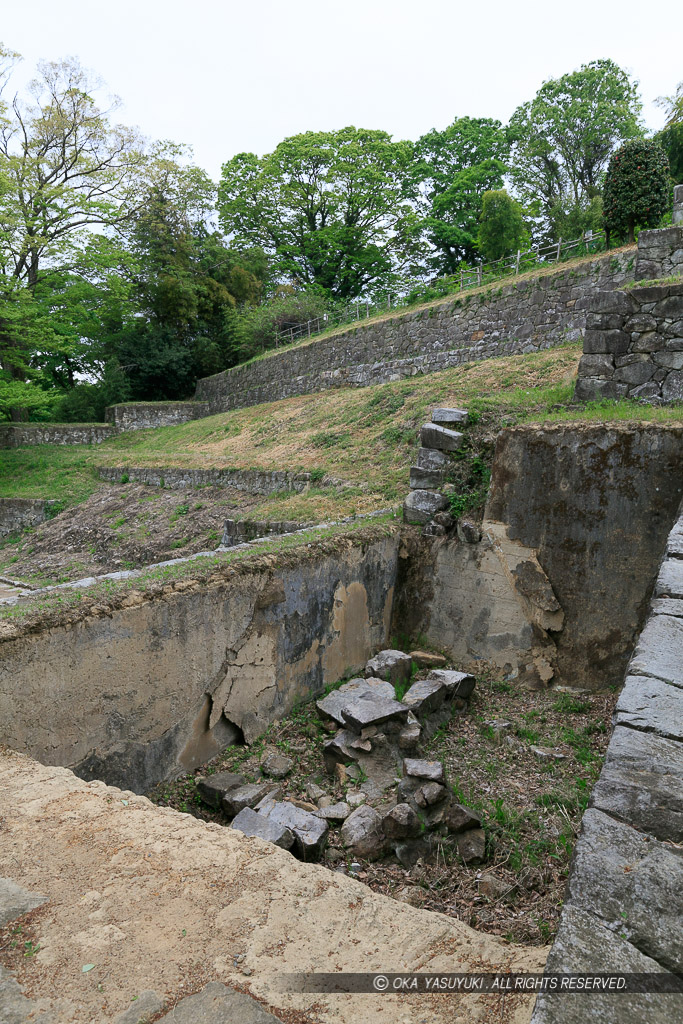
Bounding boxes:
[195,251,636,413]
[0,423,115,447]
[96,464,345,495]
[574,281,683,402]
[221,517,310,546]
[104,400,209,431]
[531,501,683,1023]
[634,223,683,281]
[0,498,58,538]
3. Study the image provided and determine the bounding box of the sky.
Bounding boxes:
[1,0,679,181]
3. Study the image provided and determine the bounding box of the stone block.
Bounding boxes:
[662,370,683,401]
[574,378,628,401]
[340,805,385,859]
[408,650,447,669]
[402,758,445,783]
[589,290,634,314]
[419,423,465,452]
[444,802,482,834]
[340,697,410,732]
[614,360,655,386]
[426,669,476,698]
[261,752,293,779]
[364,649,412,685]
[409,466,444,489]
[403,489,448,524]
[416,446,449,471]
[230,806,295,850]
[431,407,469,427]
[401,678,450,716]
[629,612,683,686]
[583,329,630,355]
[578,353,615,378]
[314,801,351,822]
[221,781,274,817]
[196,771,246,808]
[614,675,683,741]
[456,828,486,864]
[655,558,683,599]
[265,802,328,859]
[317,677,395,725]
[654,351,683,370]
[382,803,421,839]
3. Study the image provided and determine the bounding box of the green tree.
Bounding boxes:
[477,190,527,262]
[655,82,683,184]
[603,140,670,244]
[508,60,643,229]
[414,117,508,272]
[218,127,421,300]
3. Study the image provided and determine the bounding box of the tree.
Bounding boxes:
[655,82,683,184]
[414,117,508,272]
[508,60,643,229]
[477,190,527,262]
[603,140,670,244]
[218,127,421,300]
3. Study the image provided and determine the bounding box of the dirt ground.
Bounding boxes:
[0,483,262,587]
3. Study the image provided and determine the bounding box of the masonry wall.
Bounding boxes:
[105,401,209,431]
[0,498,58,538]
[634,223,683,281]
[0,423,115,447]
[195,251,636,413]
[0,533,399,793]
[574,281,683,402]
[96,464,339,494]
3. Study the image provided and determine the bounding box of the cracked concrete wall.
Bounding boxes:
[395,424,683,690]
[0,535,398,793]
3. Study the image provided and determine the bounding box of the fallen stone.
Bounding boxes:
[305,781,326,803]
[196,771,246,808]
[426,669,476,698]
[0,877,47,926]
[402,758,445,784]
[346,791,366,808]
[230,807,295,851]
[432,407,468,427]
[394,838,433,869]
[322,730,364,774]
[398,724,422,750]
[261,752,293,779]
[484,720,513,743]
[316,677,395,724]
[444,803,483,834]
[382,803,421,839]
[456,518,482,544]
[286,797,318,812]
[409,650,447,669]
[416,446,449,471]
[317,795,334,809]
[364,650,413,685]
[478,874,512,901]
[420,423,465,452]
[403,489,448,525]
[114,990,165,1024]
[614,675,683,742]
[315,801,351,822]
[456,828,486,864]
[324,846,344,864]
[340,805,385,859]
[401,678,450,716]
[264,802,328,860]
[253,789,282,816]
[414,782,448,808]
[530,746,566,762]
[340,697,410,732]
[156,982,280,1023]
[221,781,274,817]
[395,885,424,906]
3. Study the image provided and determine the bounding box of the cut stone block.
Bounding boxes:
[230,807,294,850]
[655,558,683,600]
[409,650,447,669]
[444,803,483,834]
[426,669,476,698]
[196,771,246,808]
[402,758,445,784]
[382,803,421,839]
[340,697,410,732]
[264,802,328,859]
[615,675,683,741]
[401,678,450,716]
[221,781,274,817]
[364,650,412,685]
[314,801,351,822]
[432,407,468,427]
[403,489,448,525]
[420,423,465,452]
[409,466,444,490]
[629,613,683,687]
[340,805,385,859]
[416,446,449,471]
[316,677,395,725]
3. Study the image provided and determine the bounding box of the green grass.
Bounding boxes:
[0,448,100,504]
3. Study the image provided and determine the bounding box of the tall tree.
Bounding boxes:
[655,82,683,184]
[603,140,670,244]
[414,117,509,272]
[508,60,643,230]
[218,127,422,299]
[477,190,527,262]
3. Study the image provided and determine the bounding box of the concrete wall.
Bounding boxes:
[96,464,345,494]
[0,534,399,793]
[0,423,115,447]
[575,281,683,402]
[195,251,636,413]
[394,424,683,691]
[531,501,683,1023]
[105,401,209,431]
[0,498,59,538]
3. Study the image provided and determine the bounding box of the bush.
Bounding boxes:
[603,140,670,244]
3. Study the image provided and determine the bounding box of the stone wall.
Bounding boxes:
[531,502,683,1023]
[195,251,636,413]
[0,533,399,793]
[394,424,683,691]
[221,517,311,546]
[0,423,115,447]
[634,223,683,281]
[0,498,59,538]
[105,400,209,431]
[96,464,344,495]
[574,281,683,402]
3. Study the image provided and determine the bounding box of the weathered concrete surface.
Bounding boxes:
[0,535,399,792]
[0,750,545,1024]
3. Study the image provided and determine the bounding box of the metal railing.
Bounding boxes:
[273,229,608,348]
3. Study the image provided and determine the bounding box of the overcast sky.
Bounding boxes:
[2,0,679,180]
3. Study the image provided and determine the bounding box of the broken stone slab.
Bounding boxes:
[230,806,295,851]
[402,758,445,784]
[364,649,412,685]
[314,801,351,823]
[590,725,683,842]
[530,905,681,1024]
[654,558,683,599]
[340,697,410,732]
[322,729,370,773]
[264,802,328,860]
[614,675,683,741]
[316,677,395,725]
[629,613,683,687]
[221,781,275,817]
[196,771,246,808]
[426,668,476,698]
[530,745,566,762]
[420,422,465,452]
[401,678,451,717]
[156,982,280,1023]
[566,808,683,974]
[409,466,444,490]
[0,877,47,926]
[432,407,469,427]
[409,650,447,669]
[456,828,486,864]
[382,803,421,839]
[253,788,282,816]
[403,489,448,525]
[261,752,293,779]
[444,803,483,835]
[340,805,385,859]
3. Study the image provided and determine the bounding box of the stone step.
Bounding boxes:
[403,489,448,525]
[409,466,444,490]
[416,446,449,471]
[420,423,465,452]
[432,407,469,427]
